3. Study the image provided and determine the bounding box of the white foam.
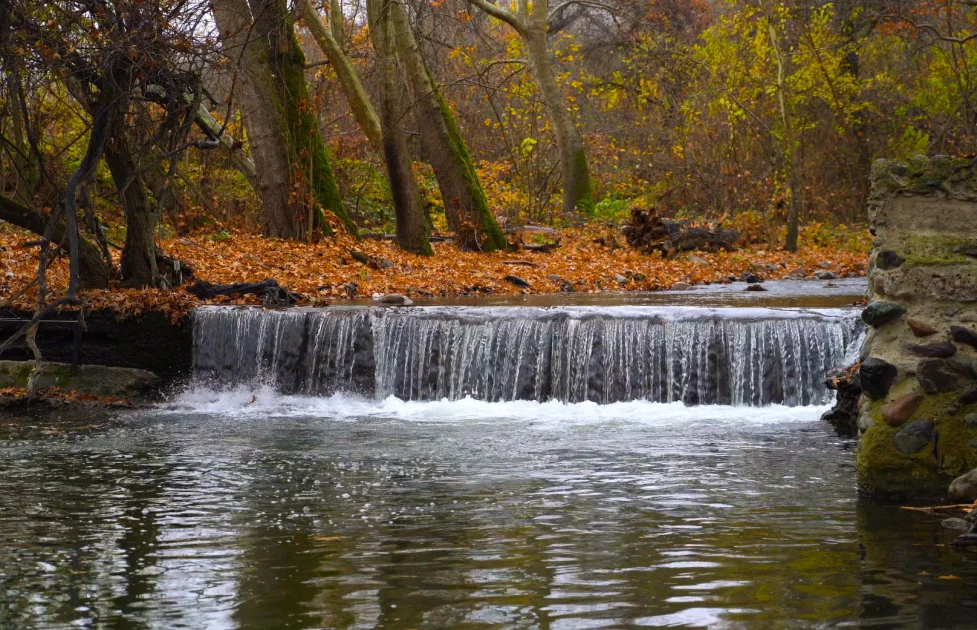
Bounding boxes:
[160,386,831,425]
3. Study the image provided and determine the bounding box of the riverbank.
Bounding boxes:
[1,222,869,321]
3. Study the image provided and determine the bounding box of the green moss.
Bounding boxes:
[896,232,976,268]
[873,156,977,196]
[431,74,507,252]
[569,148,595,215]
[270,19,357,237]
[858,391,977,495]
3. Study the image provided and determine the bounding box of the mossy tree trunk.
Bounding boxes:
[367,0,432,255]
[388,0,506,252]
[299,0,383,147]
[212,0,356,239]
[468,0,594,216]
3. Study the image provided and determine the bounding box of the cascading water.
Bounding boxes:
[192,305,863,406]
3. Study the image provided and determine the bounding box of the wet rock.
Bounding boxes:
[916,359,961,394]
[906,318,939,337]
[881,392,924,427]
[379,293,413,306]
[740,272,763,284]
[861,301,906,327]
[746,284,768,292]
[948,356,977,379]
[822,367,862,436]
[860,358,898,400]
[0,361,160,399]
[904,342,957,358]
[966,413,977,429]
[959,386,977,406]
[953,245,977,258]
[942,518,971,532]
[949,469,977,503]
[503,275,531,289]
[951,326,977,350]
[671,281,691,291]
[815,270,837,280]
[876,250,906,270]
[893,419,935,454]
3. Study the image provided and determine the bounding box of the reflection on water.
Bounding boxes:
[1,397,975,629]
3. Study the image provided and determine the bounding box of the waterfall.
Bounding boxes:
[192,306,863,406]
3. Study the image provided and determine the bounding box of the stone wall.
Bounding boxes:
[858,156,977,495]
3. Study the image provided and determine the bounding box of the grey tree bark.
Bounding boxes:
[387,0,506,251]
[367,0,432,255]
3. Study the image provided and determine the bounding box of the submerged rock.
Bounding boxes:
[860,358,898,400]
[893,419,935,454]
[379,293,413,306]
[949,469,977,503]
[861,301,906,327]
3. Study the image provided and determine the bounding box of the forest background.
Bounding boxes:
[0,0,974,312]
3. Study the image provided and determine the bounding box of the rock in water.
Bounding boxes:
[860,358,898,400]
[746,284,767,292]
[876,250,906,270]
[670,281,691,291]
[815,271,837,280]
[861,301,906,327]
[958,386,977,405]
[951,326,977,350]
[893,419,935,454]
[949,469,977,503]
[942,518,971,532]
[380,293,413,306]
[904,342,957,358]
[906,318,939,337]
[916,359,961,394]
[881,392,924,427]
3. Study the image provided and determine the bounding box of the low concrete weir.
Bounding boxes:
[192,305,863,406]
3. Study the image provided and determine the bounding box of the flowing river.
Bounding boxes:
[2,281,976,628]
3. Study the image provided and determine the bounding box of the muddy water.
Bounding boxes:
[1,396,975,629]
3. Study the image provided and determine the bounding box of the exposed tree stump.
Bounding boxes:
[186,278,301,305]
[624,207,740,257]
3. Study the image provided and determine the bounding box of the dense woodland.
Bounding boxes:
[0,0,975,295]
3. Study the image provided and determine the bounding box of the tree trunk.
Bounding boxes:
[0,194,110,289]
[367,0,432,255]
[212,0,356,239]
[523,25,594,215]
[103,140,161,288]
[299,0,383,147]
[387,0,506,251]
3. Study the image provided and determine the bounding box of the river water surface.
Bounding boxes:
[2,394,976,628]
[2,281,977,628]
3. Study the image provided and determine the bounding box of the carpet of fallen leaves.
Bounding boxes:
[1,222,870,322]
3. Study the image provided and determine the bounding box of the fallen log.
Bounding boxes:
[186,278,300,305]
[624,207,740,257]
